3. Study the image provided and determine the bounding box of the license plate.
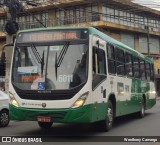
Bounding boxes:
[37,116,51,122]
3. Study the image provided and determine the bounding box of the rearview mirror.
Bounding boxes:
[1,51,5,64]
[1,43,14,64]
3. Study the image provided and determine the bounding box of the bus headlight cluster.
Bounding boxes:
[149,91,156,94]
[9,92,19,107]
[71,92,89,108]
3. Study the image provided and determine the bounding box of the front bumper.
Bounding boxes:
[9,104,93,123]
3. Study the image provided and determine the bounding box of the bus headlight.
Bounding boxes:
[149,90,156,94]
[71,92,89,108]
[151,91,156,94]
[9,92,19,107]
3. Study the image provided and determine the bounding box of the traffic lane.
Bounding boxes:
[109,100,160,136]
[0,117,148,136]
[0,100,159,145]
[0,102,160,136]
[1,112,159,136]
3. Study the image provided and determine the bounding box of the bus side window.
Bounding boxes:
[92,47,96,75]
[92,47,106,75]
[125,53,133,77]
[140,59,146,80]
[133,56,140,79]
[146,62,151,81]
[150,64,155,81]
[97,49,106,75]
[115,47,125,76]
[107,44,116,74]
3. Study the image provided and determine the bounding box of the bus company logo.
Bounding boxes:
[42,103,46,108]
[21,102,42,107]
[22,102,27,106]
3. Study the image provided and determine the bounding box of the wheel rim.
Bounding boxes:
[141,100,145,115]
[108,106,113,126]
[1,112,9,126]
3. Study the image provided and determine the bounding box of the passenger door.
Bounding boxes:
[92,36,107,122]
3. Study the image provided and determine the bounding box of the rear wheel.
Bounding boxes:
[0,110,10,127]
[137,98,145,118]
[97,100,114,132]
[38,122,53,129]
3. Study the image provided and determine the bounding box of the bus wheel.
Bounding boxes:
[38,122,53,129]
[137,98,145,118]
[98,100,114,132]
[0,110,10,127]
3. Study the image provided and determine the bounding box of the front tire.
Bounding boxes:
[98,100,114,132]
[0,110,10,127]
[38,122,53,129]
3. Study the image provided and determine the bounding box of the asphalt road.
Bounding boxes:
[1,100,160,145]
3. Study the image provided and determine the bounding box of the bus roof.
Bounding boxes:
[18,26,153,63]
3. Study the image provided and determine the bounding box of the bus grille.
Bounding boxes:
[17,92,75,100]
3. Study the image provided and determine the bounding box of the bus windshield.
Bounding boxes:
[12,43,88,91]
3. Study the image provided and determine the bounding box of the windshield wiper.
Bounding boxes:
[55,42,70,79]
[41,51,44,76]
[30,44,45,76]
[31,43,42,64]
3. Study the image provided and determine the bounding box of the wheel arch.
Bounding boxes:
[1,108,9,113]
[142,94,146,109]
[108,94,116,117]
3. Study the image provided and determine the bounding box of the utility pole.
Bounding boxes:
[5,7,14,93]
[1,0,43,92]
[1,0,21,93]
[2,0,41,93]
[146,17,150,57]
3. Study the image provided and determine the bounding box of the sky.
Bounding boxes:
[132,0,160,11]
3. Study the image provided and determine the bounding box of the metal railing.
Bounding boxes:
[18,20,49,29]
[8,14,101,30]
[54,14,100,26]
[0,13,160,32]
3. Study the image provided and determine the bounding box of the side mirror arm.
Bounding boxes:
[1,43,14,64]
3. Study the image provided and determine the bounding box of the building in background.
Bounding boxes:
[0,0,160,94]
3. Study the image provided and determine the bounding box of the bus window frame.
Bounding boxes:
[125,52,134,78]
[145,62,151,81]
[115,46,126,77]
[150,64,155,82]
[139,58,147,81]
[107,43,116,75]
[133,56,141,79]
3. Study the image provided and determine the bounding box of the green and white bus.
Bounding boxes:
[7,26,156,131]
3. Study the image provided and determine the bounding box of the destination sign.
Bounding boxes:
[17,29,88,43]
